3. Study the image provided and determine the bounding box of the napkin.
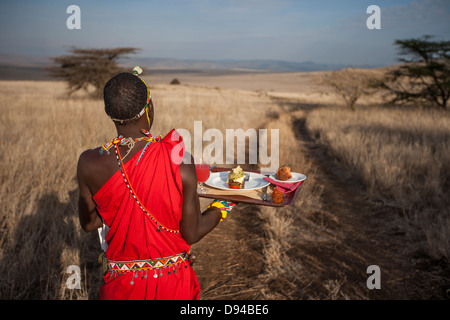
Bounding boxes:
[263,177,303,193]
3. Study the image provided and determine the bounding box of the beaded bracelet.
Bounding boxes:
[209,202,228,221]
[208,200,236,221]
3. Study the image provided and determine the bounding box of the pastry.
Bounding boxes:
[275,165,292,181]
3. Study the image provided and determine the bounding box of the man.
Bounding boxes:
[77,68,234,299]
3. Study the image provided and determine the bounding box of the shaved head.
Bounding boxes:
[103,72,148,122]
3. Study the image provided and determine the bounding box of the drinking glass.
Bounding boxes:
[195,159,210,194]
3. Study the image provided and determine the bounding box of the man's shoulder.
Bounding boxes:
[78,147,103,162]
[77,147,106,174]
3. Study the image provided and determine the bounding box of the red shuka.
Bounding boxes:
[93,129,200,300]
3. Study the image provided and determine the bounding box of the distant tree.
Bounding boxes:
[321,68,380,111]
[47,47,139,99]
[380,36,450,109]
[170,78,181,85]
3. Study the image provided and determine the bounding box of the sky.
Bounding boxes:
[0,0,449,66]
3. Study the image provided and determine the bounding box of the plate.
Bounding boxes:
[269,172,307,183]
[205,171,270,191]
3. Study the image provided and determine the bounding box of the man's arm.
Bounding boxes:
[77,151,103,232]
[179,154,222,244]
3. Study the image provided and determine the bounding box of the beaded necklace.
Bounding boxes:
[100,129,159,156]
[101,129,178,234]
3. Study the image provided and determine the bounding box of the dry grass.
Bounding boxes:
[0,81,109,299]
[306,105,450,260]
[1,72,448,300]
[150,83,278,134]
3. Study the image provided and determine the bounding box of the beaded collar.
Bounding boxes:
[99,129,162,156]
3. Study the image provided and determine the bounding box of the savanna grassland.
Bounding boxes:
[0,69,448,300]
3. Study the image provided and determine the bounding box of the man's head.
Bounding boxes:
[103,72,150,126]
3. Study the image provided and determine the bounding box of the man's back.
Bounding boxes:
[78,141,151,196]
[89,130,200,299]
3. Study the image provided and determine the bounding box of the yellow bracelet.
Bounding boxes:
[208,202,228,221]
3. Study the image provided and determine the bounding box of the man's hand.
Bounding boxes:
[208,200,236,221]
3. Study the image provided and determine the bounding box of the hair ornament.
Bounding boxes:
[132,66,143,76]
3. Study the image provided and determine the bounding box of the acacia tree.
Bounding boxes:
[381,36,450,109]
[48,47,139,99]
[321,68,381,111]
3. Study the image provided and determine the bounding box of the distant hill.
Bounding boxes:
[0,52,51,67]
[125,57,381,72]
[0,52,384,80]
[0,53,51,80]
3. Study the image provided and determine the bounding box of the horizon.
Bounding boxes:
[0,52,387,75]
[0,0,449,68]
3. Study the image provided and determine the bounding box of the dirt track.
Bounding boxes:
[191,102,450,300]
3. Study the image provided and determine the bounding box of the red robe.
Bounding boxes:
[93,129,200,300]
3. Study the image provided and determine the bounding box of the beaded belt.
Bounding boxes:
[104,252,190,284]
